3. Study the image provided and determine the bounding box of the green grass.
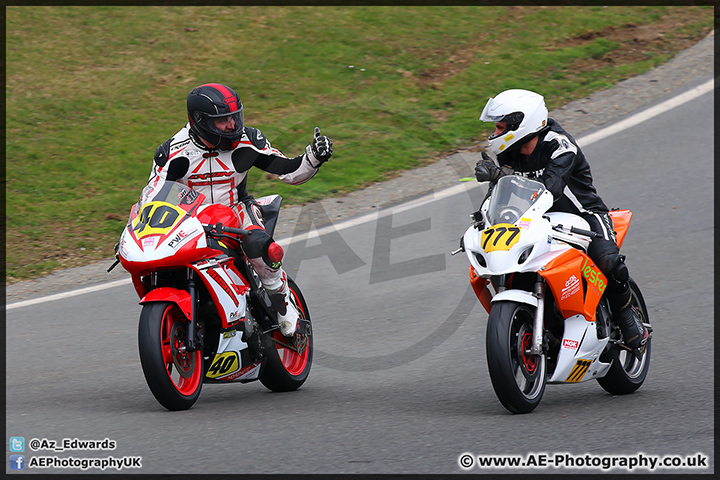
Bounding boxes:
[5,6,713,282]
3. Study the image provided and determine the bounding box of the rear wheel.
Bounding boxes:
[259,278,313,392]
[597,278,651,395]
[138,302,203,410]
[486,301,546,414]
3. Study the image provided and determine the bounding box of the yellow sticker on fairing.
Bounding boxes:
[481,223,521,252]
[131,201,186,239]
[565,359,592,383]
[206,351,240,379]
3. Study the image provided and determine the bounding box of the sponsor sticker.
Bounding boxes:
[142,236,157,249]
[170,139,191,152]
[560,274,581,300]
[581,258,607,294]
[168,228,198,249]
[562,339,579,351]
[218,363,261,382]
[207,268,239,307]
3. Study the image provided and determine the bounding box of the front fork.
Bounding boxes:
[530,277,546,356]
[185,270,203,352]
[493,273,545,355]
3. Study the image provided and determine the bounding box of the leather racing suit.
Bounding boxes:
[496,118,636,333]
[138,123,323,293]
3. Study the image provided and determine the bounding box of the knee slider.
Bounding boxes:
[264,242,284,270]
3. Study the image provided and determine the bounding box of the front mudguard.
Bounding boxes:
[491,289,538,308]
[139,287,193,322]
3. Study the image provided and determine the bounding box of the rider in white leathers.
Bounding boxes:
[139,83,333,337]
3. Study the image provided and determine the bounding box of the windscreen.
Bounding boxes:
[486,175,546,225]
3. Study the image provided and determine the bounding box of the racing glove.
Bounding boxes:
[475,151,514,183]
[306,126,333,167]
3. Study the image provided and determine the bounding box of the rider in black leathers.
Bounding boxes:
[474,88,647,351]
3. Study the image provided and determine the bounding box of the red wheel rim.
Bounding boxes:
[273,288,310,376]
[520,331,537,374]
[160,306,202,396]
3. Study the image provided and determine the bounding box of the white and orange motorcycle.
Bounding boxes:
[454,175,652,413]
[110,181,312,411]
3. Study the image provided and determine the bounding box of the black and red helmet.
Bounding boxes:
[187,83,245,150]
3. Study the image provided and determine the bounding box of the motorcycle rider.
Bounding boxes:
[474,88,647,351]
[138,83,333,337]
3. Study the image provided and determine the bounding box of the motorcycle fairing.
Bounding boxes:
[255,194,282,237]
[609,209,632,248]
[544,212,592,252]
[207,363,261,383]
[121,186,252,328]
[204,329,261,382]
[469,267,493,313]
[191,256,250,329]
[547,314,611,383]
[538,248,607,323]
[119,205,219,276]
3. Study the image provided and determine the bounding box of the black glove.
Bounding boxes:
[475,151,513,183]
[310,126,333,164]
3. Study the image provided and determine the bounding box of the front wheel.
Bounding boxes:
[486,301,546,414]
[138,302,203,411]
[597,278,651,395]
[259,278,313,392]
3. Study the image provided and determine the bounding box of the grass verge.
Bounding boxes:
[5,5,713,282]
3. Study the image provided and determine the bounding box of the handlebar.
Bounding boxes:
[569,225,603,239]
[551,223,602,239]
[203,222,253,239]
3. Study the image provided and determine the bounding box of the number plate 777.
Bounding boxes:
[481,223,521,252]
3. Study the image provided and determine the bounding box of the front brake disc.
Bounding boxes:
[170,321,195,379]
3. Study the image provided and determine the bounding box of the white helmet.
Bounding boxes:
[479,89,548,156]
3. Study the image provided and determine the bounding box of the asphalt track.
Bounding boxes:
[5,77,714,475]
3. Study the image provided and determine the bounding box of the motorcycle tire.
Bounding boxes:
[259,278,313,392]
[486,301,547,414]
[138,302,203,411]
[597,278,651,395]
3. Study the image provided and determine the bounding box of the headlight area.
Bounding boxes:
[518,245,534,264]
[473,252,487,268]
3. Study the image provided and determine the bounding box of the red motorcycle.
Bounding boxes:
[110,181,312,410]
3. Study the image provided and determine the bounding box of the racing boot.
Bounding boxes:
[249,240,299,337]
[267,278,299,337]
[612,289,647,350]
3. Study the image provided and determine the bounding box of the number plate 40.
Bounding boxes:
[481,223,521,252]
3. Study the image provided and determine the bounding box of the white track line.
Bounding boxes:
[6,78,713,311]
[579,78,713,147]
[6,279,133,310]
